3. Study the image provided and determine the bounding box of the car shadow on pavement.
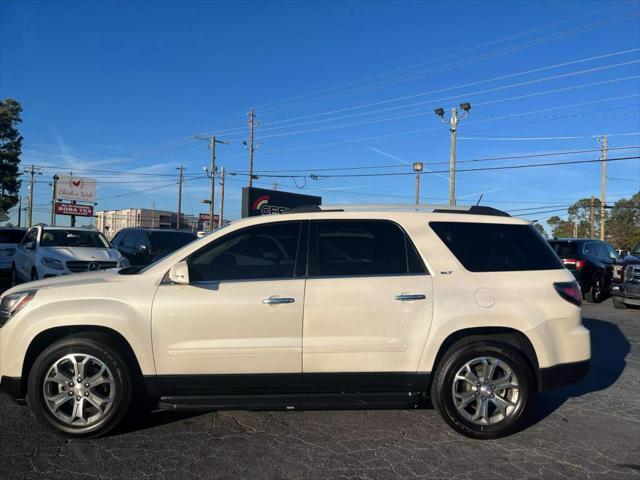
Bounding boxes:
[523,317,630,429]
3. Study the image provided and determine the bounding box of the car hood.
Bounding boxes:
[41,246,122,261]
[2,269,134,297]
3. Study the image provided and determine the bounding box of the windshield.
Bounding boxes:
[41,229,110,248]
[0,229,26,244]
[632,242,640,255]
[149,231,196,250]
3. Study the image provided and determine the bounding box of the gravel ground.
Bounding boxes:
[0,299,638,480]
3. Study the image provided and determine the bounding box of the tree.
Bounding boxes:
[607,192,640,251]
[0,98,23,214]
[533,222,547,238]
[547,215,574,238]
[567,197,602,238]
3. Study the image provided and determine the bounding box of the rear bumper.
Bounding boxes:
[538,360,590,391]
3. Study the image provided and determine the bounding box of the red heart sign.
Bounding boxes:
[72,180,81,187]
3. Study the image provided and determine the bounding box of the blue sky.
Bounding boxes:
[1,0,639,230]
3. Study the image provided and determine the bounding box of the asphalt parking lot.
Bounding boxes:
[0,298,638,480]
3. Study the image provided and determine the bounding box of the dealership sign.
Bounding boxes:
[241,187,322,217]
[55,203,94,217]
[55,176,97,202]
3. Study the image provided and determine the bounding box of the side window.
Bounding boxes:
[595,243,609,260]
[605,244,620,260]
[111,231,124,246]
[122,232,137,249]
[188,222,302,282]
[583,243,596,256]
[311,220,425,277]
[21,228,38,247]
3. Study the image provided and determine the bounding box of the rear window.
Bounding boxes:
[430,222,562,272]
[548,241,579,258]
[0,229,25,244]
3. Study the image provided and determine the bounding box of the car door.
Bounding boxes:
[151,220,307,388]
[15,228,38,280]
[303,219,434,375]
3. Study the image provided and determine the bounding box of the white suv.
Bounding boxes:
[0,206,590,438]
[10,226,128,284]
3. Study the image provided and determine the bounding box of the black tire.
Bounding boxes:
[431,340,534,439]
[584,275,604,303]
[27,334,132,438]
[612,296,627,309]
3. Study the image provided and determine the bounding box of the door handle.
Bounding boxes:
[394,294,426,301]
[263,297,295,305]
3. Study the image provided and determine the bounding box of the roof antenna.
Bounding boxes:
[475,194,484,206]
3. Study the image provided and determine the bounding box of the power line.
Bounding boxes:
[228,156,640,179]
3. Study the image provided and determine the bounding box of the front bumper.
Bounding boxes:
[538,360,590,391]
[611,282,640,305]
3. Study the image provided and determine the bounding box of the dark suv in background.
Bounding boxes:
[111,228,197,266]
[548,238,620,303]
[611,240,640,309]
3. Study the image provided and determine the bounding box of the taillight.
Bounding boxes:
[554,281,582,307]
[562,258,585,270]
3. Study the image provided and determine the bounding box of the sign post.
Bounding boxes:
[54,176,97,225]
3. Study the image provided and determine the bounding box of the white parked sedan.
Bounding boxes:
[11,226,128,283]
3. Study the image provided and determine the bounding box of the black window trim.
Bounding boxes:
[187,220,308,284]
[307,219,429,279]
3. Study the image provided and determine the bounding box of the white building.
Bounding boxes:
[95,208,197,238]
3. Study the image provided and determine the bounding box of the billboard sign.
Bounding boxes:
[198,213,220,224]
[241,187,322,217]
[55,176,97,203]
[55,203,94,217]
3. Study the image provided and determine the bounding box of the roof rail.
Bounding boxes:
[283,204,511,217]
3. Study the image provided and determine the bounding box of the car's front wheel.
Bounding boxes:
[431,340,533,439]
[27,334,132,437]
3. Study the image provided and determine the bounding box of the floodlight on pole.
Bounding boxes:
[413,162,424,206]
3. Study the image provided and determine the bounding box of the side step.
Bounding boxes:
[157,392,424,412]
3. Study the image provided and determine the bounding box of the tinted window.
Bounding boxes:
[594,243,609,259]
[430,222,562,272]
[583,243,597,256]
[188,222,302,282]
[22,229,37,246]
[122,232,137,249]
[549,241,579,258]
[149,231,196,250]
[312,220,425,276]
[0,229,25,244]
[111,231,124,246]
[41,229,110,248]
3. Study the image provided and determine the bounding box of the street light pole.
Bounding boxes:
[50,174,59,226]
[434,103,471,206]
[413,162,424,206]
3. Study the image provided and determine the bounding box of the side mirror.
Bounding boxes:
[138,244,149,253]
[168,260,189,284]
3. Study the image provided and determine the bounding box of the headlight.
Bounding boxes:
[0,290,37,327]
[41,257,64,270]
[612,265,624,281]
[118,257,130,268]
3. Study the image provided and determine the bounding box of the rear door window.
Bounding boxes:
[430,222,562,272]
[310,220,426,277]
[548,241,579,258]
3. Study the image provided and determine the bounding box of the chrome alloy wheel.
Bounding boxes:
[42,353,115,427]
[452,356,520,426]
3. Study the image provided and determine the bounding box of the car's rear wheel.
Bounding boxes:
[27,335,132,438]
[612,296,628,309]
[584,275,604,303]
[431,340,533,439]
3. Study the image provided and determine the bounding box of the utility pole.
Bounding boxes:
[599,135,607,241]
[195,135,229,231]
[218,166,225,228]
[589,196,595,239]
[434,103,471,206]
[176,166,184,231]
[50,175,59,226]
[244,109,260,187]
[24,164,41,228]
[17,195,22,227]
[151,202,156,228]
